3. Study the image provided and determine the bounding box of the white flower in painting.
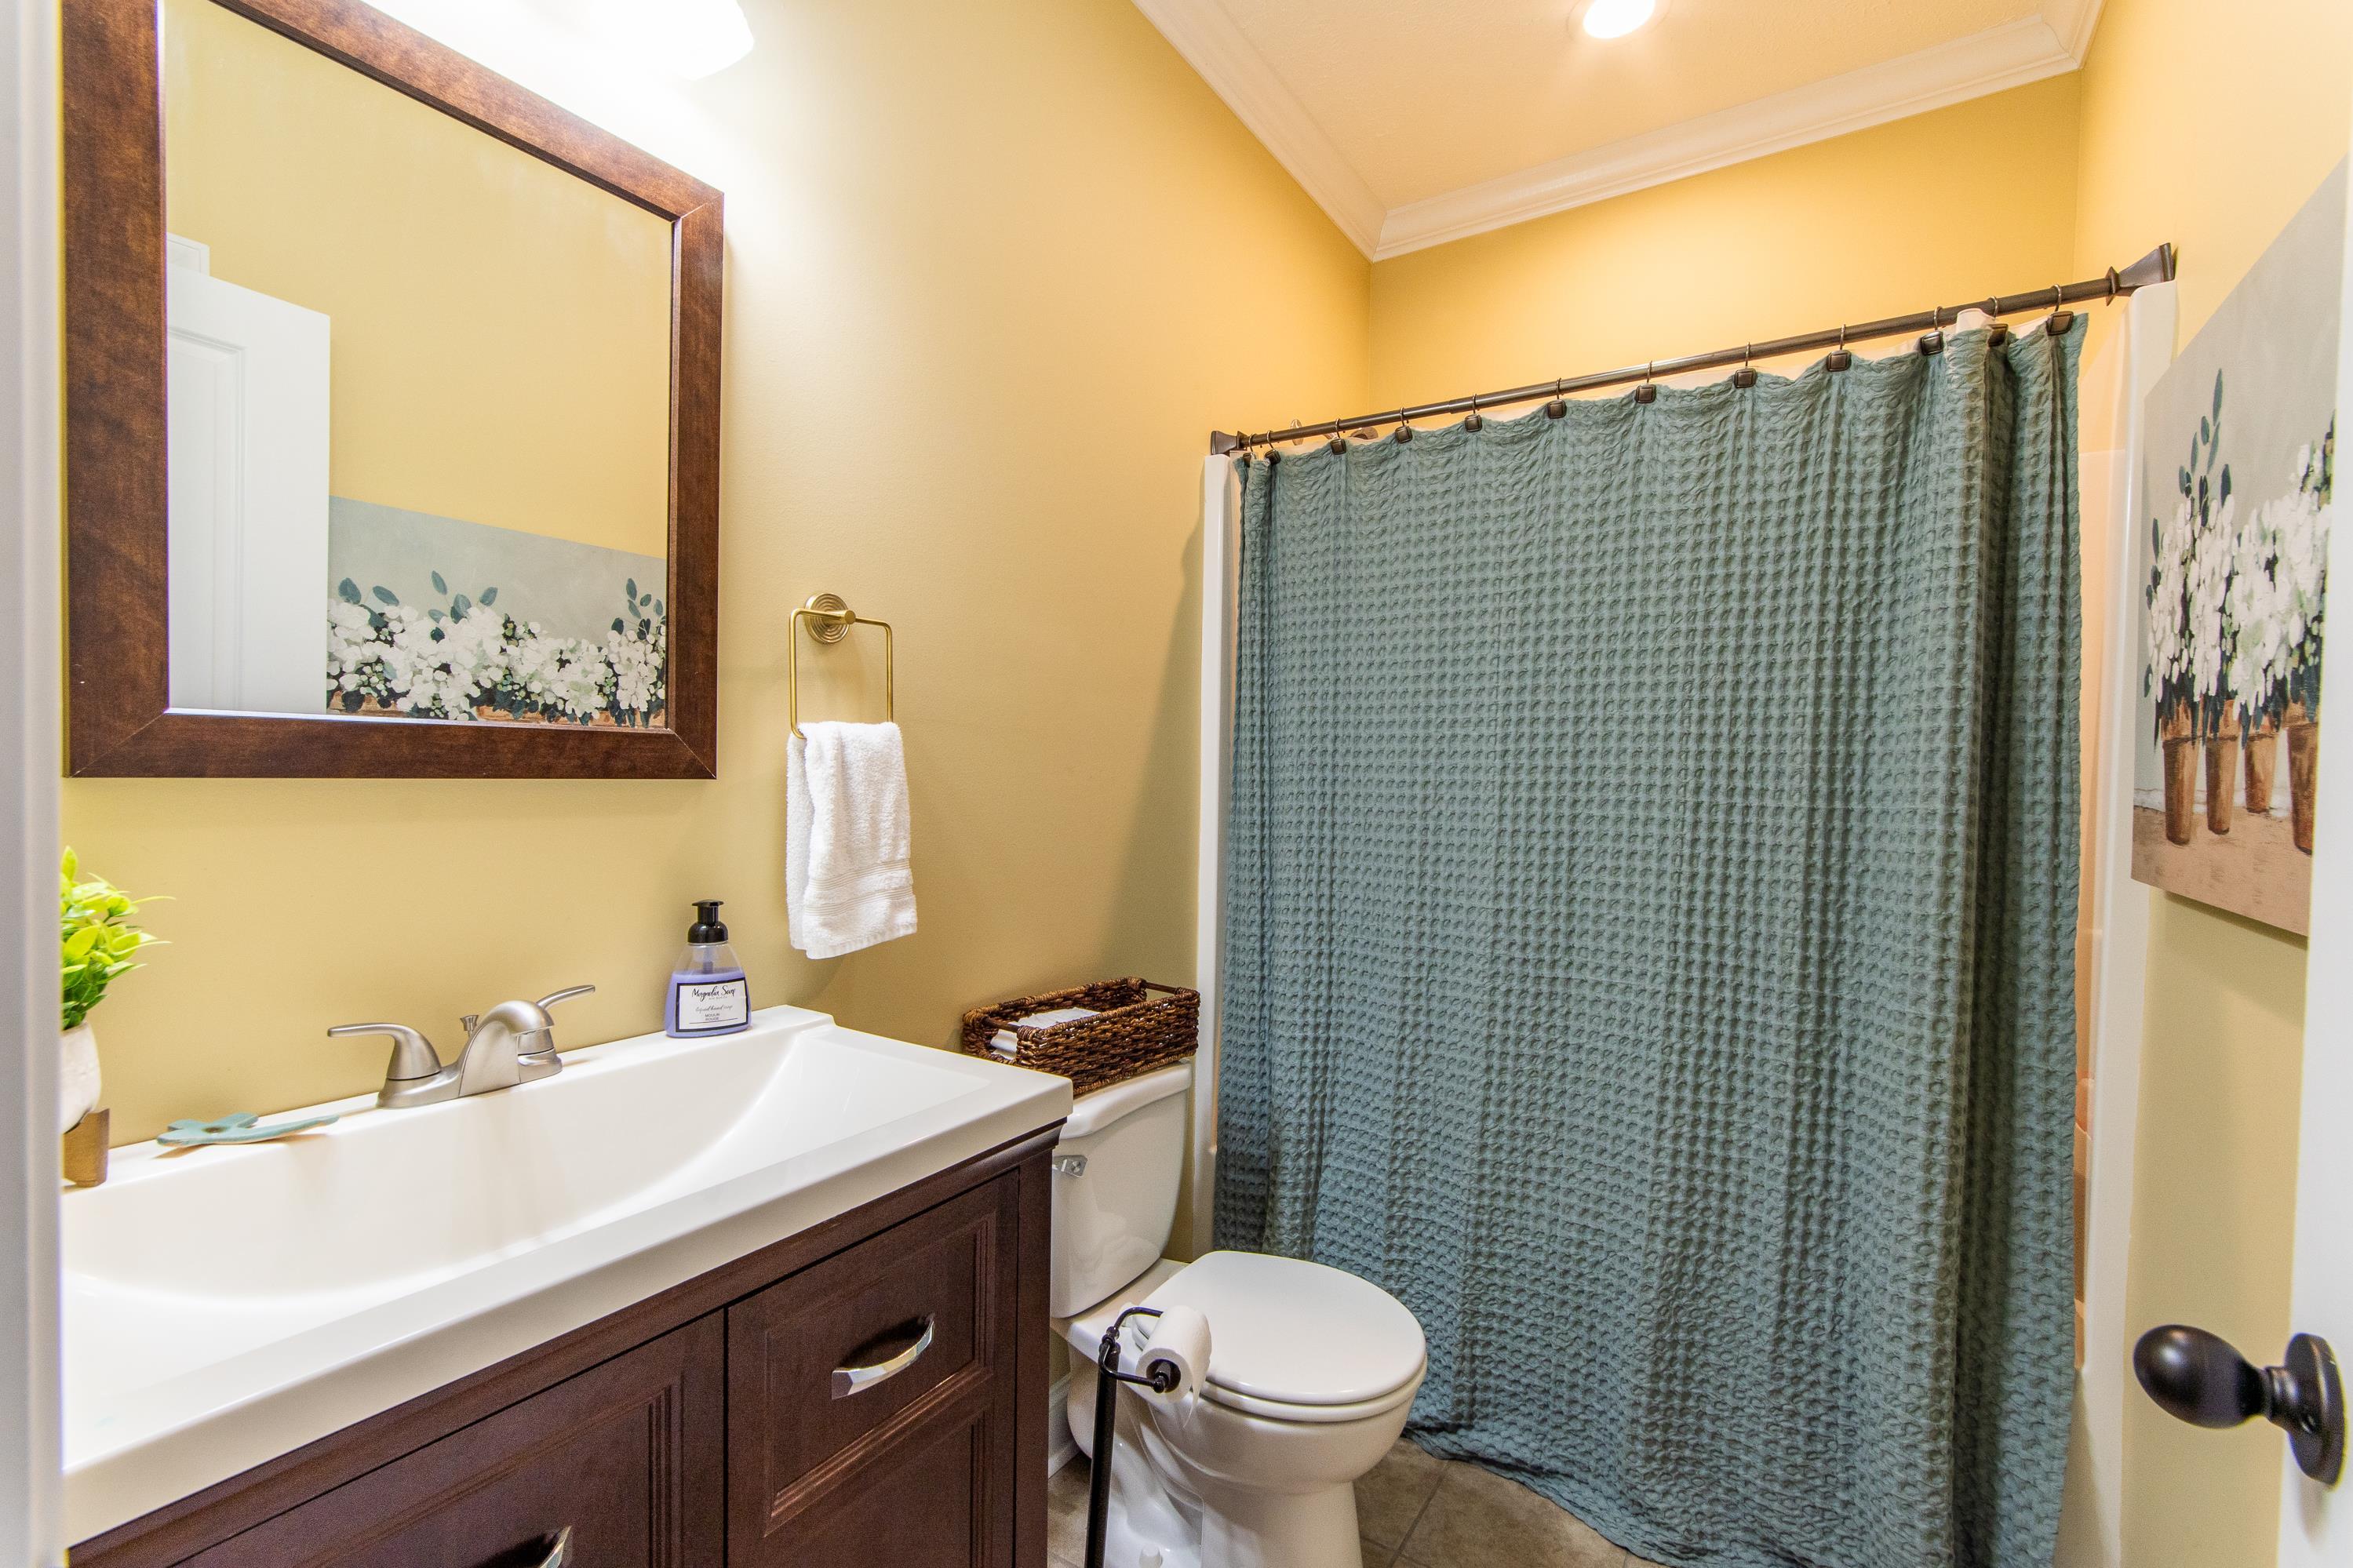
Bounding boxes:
[604,617,666,719]
[322,576,666,725]
[2227,494,2295,721]
[2183,493,2237,700]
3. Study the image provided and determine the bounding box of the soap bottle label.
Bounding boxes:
[676,977,749,1031]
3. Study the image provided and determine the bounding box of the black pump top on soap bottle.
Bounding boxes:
[688,899,729,944]
[675,900,741,979]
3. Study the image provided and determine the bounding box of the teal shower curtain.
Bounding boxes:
[1217,322,2082,1568]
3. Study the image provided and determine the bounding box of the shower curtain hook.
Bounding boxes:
[2105,265,2122,304]
[1634,362,1657,405]
[1827,324,1852,373]
[1984,297,2012,348]
[1920,305,1945,356]
[1547,377,1568,418]
[2047,282,2075,337]
[1732,343,1758,389]
[1328,413,1346,455]
[1465,390,1483,432]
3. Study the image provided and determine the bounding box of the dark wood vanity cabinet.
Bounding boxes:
[71,1132,1056,1568]
[181,1321,727,1568]
[728,1178,1021,1566]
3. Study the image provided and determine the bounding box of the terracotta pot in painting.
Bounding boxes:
[2245,721,2278,814]
[2162,736,2199,846]
[2290,719,2319,854]
[2205,710,2241,835]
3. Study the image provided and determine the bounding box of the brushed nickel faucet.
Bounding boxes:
[329,986,595,1110]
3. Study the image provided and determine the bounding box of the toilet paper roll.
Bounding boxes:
[1137,1306,1211,1406]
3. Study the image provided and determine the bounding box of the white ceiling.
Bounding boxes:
[1135,0,2103,258]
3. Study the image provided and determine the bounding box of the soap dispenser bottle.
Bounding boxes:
[665,900,750,1038]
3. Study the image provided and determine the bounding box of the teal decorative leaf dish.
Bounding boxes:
[158,1111,339,1147]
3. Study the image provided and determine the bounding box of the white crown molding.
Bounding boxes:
[1136,2,2105,264]
[2042,0,2107,62]
[1128,0,1386,254]
[1374,15,2078,259]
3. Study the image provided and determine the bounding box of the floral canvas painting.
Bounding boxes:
[2133,162,2343,933]
[322,497,668,728]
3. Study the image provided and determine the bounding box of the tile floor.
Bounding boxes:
[1045,1440,1674,1568]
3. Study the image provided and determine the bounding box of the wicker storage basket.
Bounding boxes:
[960,978,1199,1097]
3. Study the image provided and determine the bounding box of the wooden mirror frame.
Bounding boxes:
[62,0,723,777]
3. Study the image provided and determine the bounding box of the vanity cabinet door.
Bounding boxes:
[182,1316,725,1568]
[727,1174,1021,1567]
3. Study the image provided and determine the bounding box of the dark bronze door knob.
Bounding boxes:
[2133,1326,2344,1486]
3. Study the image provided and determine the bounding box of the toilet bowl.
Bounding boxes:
[1050,1063,1426,1568]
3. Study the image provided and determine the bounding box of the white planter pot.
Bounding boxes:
[60,1022,100,1137]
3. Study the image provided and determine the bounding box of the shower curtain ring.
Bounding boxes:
[1634,362,1656,405]
[1920,306,1945,356]
[2047,282,2075,337]
[2106,266,2122,304]
[1328,413,1346,455]
[1547,377,1568,418]
[1828,324,1852,373]
[1733,343,1757,389]
[1465,390,1483,432]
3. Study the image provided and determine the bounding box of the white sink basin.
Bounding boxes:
[61,1006,1072,1542]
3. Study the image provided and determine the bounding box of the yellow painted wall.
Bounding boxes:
[67,0,1369,1142]
[162,0,672,555]
[1368,76,2083,410]
[2070,1,2351,1563]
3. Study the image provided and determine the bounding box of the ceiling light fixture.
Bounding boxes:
[576,0,753,79]
[1579,0,1662,39]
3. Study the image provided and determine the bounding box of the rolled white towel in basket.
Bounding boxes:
[988,1006,1098,1058]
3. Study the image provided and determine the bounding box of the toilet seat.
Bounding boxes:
[1127,1251,1426,1423]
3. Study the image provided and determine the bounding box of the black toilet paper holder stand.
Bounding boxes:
[1084,1305,1181,1568]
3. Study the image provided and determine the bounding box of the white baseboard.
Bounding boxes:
[1047,1374,1076,1475]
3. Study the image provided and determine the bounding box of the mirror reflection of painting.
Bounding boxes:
[2131,162,2342,934]
[158,0,672,725]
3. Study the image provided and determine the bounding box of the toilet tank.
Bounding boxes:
[1050,1060,1192,1319]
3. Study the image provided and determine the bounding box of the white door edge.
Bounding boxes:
[0,0,64,1558]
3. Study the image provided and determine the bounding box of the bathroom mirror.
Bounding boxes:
[61,0,723,777]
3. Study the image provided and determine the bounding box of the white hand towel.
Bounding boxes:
[786,720,919,959]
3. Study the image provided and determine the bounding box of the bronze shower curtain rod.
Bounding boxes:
[1210,242,2176,455]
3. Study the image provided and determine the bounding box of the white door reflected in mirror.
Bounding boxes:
[164,245,329,715]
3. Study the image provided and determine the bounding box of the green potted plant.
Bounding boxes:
[60,848,162,1135]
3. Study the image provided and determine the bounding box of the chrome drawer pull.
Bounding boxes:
[537,1526,574,1568]
[832,1316,936,1399]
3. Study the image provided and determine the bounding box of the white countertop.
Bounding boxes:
[61,1006,1072,1542]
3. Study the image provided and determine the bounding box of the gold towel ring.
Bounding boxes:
[789,593,895,740]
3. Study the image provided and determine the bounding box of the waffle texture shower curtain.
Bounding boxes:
[1216,322,2083,1568]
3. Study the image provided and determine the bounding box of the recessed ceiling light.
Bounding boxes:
[1580,0,1662,39]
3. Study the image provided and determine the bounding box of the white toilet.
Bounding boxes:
[1051,1061,1426,1568]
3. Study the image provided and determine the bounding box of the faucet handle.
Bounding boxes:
[326,1022,443,1084]
[515,986,594,1061]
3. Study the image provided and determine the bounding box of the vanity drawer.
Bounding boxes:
[182,1315,724,1568]
[727,1173,1020,1566]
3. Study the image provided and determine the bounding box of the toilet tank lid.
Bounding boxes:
[1136,1250,1426,1408]
[1061,1060,1193,1141]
